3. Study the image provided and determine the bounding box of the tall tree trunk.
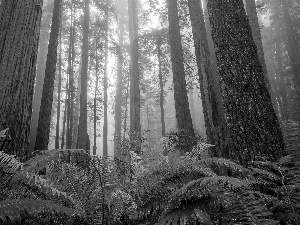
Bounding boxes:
[61,102,67,149]
[29,1,54,154]
[128,0,141,151]
[61,76,69,150]
[77,0,90,151]
[167,0,195,153]
[188,88,195,128]
[114,20,124,158]
[188,0,228,157]
[35,0,62,151]
[73,58,82,148]
[157,36,166,137]
[0,0,42,159]
[123,76,130,140]
[55,14,63,149]
[275,40,289,122]
[103,2,109,157]
[206,0,285,165]
[66,5,75,149]
[93,39,99,156]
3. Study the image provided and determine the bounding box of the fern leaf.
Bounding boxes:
[0,199,83,223]
[0,151,22,173]
[199,157,251,178]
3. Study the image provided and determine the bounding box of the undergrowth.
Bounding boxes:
[0,139,300,224]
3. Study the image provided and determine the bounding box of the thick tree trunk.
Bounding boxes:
[35,0,62,151]
[128,0,141,151]
[55,15,63,149]
[157,37,166,137]
[167,0,195,153]
[0,0,42,159]
[114,20,124,158]
[206,0,285,165]
[103,2,109,157]
[77,0,90,151]
[29,1,54,154]
[188,0,227,157]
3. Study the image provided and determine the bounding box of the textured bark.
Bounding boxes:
[29,1,54,154]
[157,37,166,137]
[0,0,42,159]
[114,20,124,158]
[188,0,227,157]
[206,0,285,165]
[35,0,62,151]
[103,1,109,157]
[77,0,89,151]
[55,14,63,150]
[167,0,195,140]
[128,0,141,147]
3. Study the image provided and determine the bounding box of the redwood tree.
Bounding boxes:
[128,0,141,149]
[188,0,227,157]
[77,0,90,151]
[35,0,62,151]
[0,0,43,158]
[206,0,285,165]
[114,20,125,158]
[167,0,195,153]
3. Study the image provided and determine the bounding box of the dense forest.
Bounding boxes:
[0,0,300,224]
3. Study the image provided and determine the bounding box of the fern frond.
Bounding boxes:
[23,149,89,175]
[199,157,251,178]
[0,151,22,173]
[0,199,84,224]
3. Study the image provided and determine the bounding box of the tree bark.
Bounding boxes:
[66,5,75,149]
[55,12,63,149]
[206,0,285,165]
[188,0,228,157]
[103,1,109,157]
[0,0,43,159]
[29,0,54,154]
[157,36,166,137]
[128,0,141,151]
[35,0,62,151]
[114,20,124,158]
[167,0,195,152]
[77,0,90,151]
[93,39,99,156]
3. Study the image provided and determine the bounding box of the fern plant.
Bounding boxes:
[117,142,300,225]
[0,149,134,225]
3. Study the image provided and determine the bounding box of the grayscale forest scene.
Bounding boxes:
[0,0,300,224]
